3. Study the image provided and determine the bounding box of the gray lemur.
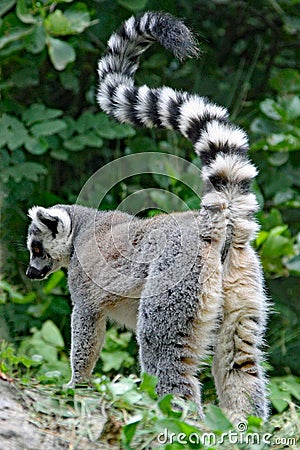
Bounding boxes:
[26,12,269,420]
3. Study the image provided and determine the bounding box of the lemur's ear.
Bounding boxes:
[28,206,71,238]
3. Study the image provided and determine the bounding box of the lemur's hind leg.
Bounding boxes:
[138,257,202,413]
[137,195,227,416]
[212,245,269,421]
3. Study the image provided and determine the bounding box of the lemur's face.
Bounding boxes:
[26,236,55,280]
[26,206,72,280]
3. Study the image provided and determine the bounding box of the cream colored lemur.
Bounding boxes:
[26,12,269,420]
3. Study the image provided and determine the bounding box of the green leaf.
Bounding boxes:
[12,292,36,304]
[0,149,10,169]
[6,117,29,150]
[140,372,158,399]
[251,179,264,209]
[45,10,74,36]
[64,3,92,33]
[31,119,67,136]
[19,355,41,369]
[246,416,263,431]
[63,135,86,151]
[10,148,26,164]
[58,116,75,139]
[0,281,35,304]
[82,132,103,148]
[250,117,281,137]
[0,116,8,146]
[10,67,39,88]
[127,136,158,154]
[261,226,293,258]
[64,132,103,150]
[45,4,93,36]
[273,189,294,206]
[117,0,148,12]
[30,340,58,362]
[264,170,293,196]
[76,111,94,133]
[122,420,140,446]
[41,320,64,348]
[150,190,187,212]
[267,133,300,151]
[268,152,289,166]
[43,370,63,380]
[47,37,76,71]
[158,394,183,418]
[16,0,37,24]
[286,255,300,275]
[23,103,63,125]
[109,378,136,397]
[103,328,132,351]
[59,71,79,92]
[284,15,300,34]
[260,99,284,121]
[25,23,46,53]
[0,26,33,50]
[0,114,30,149]
[281,376,300,401]
[266,225,288,238]
[270,69,300,94]
[0,162,47,183]
[94,113,135,139]
[0,0,16,17]
[23,162,47,181]
[256,230,269,248]
[269,381,290,413]
[101,350,133,371]
[25,137,48,155]
[122,390,143,406]
[282,95,300,121]
[260,208,283,231]
[260,95,300,125]
[43,270,65,295]
[50,148,69,161]
[204,405,232,431]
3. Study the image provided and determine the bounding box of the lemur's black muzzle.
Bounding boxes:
[26,265,51,280]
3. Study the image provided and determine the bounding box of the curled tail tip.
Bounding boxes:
[98,12,199,85]
[116,11,199,61]
[146,12,200,60]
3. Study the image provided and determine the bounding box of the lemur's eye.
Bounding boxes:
[32,245,43,257]
[31,242,44,257]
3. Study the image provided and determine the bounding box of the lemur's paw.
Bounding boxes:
[63,380,75,390]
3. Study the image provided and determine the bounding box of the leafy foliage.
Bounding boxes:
[0,0,300,444]
[100,328,136,374]
[0,346,299,448]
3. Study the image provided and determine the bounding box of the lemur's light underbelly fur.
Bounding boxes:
[26,12,269,421]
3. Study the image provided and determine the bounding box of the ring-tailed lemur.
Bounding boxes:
[26,12,269,421]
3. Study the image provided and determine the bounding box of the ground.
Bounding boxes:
[0,379,120,450]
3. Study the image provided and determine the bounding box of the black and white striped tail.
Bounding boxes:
[97,12,258,205]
